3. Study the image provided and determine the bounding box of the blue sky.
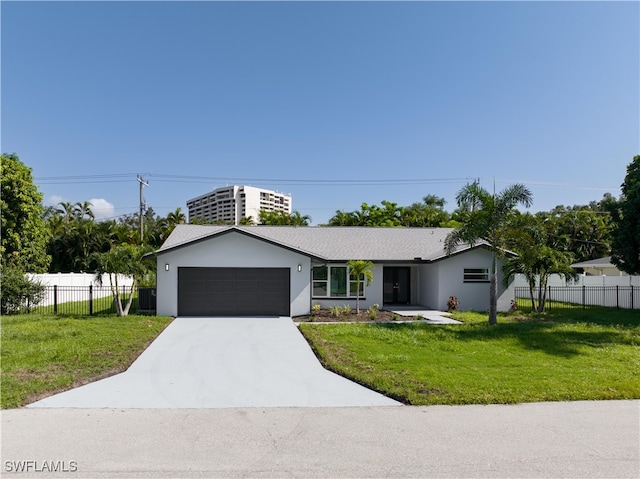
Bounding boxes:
[3,1,639,225]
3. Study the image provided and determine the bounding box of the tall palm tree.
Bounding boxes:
[445,182,533,325]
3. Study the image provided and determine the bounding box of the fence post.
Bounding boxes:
[616,285,619,310]
[53,285,58,315]
[89,285,93,316]
[632,285,635,310]
[582,285,586,309]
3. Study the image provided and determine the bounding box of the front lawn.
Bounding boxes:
[299,309,640,405]
[0,314,173,409]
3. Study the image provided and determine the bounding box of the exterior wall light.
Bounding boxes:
[165,263,170,271]
[297,264,302,272]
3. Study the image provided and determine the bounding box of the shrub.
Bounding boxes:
[329,306,342,317]
[0,266,46,315]
[342,304,352,315]
[312,303,321,314]
[367,303,379,320]
[447,295,460,311]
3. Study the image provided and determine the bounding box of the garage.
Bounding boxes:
[177,267,290,317]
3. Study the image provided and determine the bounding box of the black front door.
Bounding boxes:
[383,267,410,304]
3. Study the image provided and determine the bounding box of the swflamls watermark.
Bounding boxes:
[4,460,78,473]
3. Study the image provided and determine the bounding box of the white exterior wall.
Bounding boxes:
[419,262,440,309]
[311,263,385,311]
[428,249,513,312]
[156,232,311,317]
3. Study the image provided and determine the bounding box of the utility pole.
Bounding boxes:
[137,175,149,243]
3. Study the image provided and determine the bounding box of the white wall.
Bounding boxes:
[27,273,134,307]
[428,249,513,312]
[419,262,440,309]
[28,272,134,287]
[156,231,311,317]
[312,263,386,311]
[514,274,640,287]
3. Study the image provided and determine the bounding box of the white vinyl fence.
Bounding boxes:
[514,274,640,310]
[28,273,134,307]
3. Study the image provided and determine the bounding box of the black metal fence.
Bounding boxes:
[25,286,157,315]
[515,285,639,311]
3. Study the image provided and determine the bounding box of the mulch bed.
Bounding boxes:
[294,309,421,323]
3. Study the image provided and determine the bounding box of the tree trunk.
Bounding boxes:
[528,285,536,311]
[489,272,498,325]
[122,281,136,316]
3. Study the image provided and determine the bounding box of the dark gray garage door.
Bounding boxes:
[178,267,290,316]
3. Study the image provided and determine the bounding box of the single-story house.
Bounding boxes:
[154,225,515,317]
[571,256,628,277]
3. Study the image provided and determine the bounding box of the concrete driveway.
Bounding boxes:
[27,317,401,408]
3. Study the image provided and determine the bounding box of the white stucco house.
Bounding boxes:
[153,225,515,317]
[571,256,628,277]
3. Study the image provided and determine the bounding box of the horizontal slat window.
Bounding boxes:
[464,268,489,283]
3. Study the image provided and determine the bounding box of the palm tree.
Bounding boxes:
[92,244,150,316]
[503,245,576,313]
[75,201,95,220]
[56,202,76,223]
[346,260,374,314]
[445,182,533,325]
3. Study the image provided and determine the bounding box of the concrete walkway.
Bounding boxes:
[27,317,400,408]
[388,306,462,324]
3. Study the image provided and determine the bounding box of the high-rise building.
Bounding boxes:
[186,185,292,224]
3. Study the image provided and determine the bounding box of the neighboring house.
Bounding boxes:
[571,256,628,277]
[186,185,292,224]
[153,225,515,317]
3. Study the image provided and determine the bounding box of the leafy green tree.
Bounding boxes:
[402,195,451,227]
[1,153,51,271]
[329,197,452,227]
[259,209,311,226]
[47,203,114,272]
[503,242,576,313]
[92,244,151,316]
[611,155,640,274]
[346,260,374,313]
[540,207,611,263]
[445,183,533,325]
[0,266,46,315]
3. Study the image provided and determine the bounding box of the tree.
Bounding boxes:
[503,244,576,313]
[445,182,533,325]
[1,153,51,271]
[258,209,311,226]
[501,212,578,312]
[92,244,151,317]
[540,207,611,263]
[328,197,452,227]
[346,260,374,314]
[610,155,640,275]
[0,266,46,315]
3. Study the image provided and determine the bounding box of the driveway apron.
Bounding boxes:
[28,317,401,408]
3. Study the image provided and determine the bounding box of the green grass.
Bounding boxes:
[299,309,640,405]
[30,292,141,316]
[0,313,173,409]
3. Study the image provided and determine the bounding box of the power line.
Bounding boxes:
[35,173,472,186]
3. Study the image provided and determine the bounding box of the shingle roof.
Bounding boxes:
[571,256,615,269]
[157,225,484,262]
